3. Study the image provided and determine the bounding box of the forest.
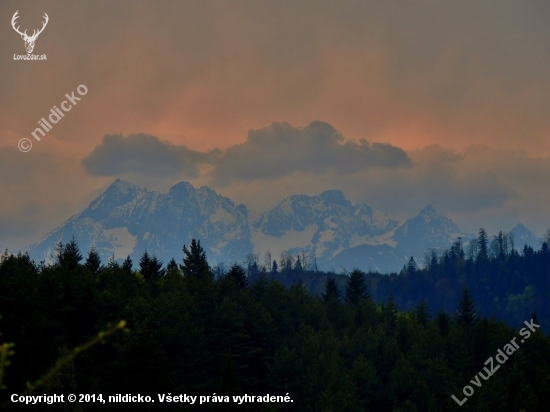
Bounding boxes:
[0,231,549,411]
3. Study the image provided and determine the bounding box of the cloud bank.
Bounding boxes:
[82,133,220,178]
[210,121,411,184]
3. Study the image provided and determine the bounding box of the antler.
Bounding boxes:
[29,13,48,40]
[11,10,28,37]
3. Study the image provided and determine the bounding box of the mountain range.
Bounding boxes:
[22,179,543,273]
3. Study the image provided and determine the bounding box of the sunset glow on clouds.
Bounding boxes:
[1,0,549,249]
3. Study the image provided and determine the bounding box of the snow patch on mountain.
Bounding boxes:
[103,227,137,259]
[24,180,468,273]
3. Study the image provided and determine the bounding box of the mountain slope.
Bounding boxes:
[25,180,466,273]
[26,179,253,266]
[251,190,399,267]
[392,205,464,258]
[510,223,541,250]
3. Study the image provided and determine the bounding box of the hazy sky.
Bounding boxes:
[1,0,549,250]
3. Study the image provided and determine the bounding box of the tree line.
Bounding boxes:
[0,233,549,411]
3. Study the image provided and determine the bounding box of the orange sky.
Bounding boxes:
[1,0,549,249]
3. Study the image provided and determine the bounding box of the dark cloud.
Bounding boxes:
[82,133,220,178]
[342,145,517,215]
[210,121,411,184]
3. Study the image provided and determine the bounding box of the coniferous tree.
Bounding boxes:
[226,263,248,289]
[271,260,278,274]
[321,277,341,304]
[150,256,166,279]
[139,251,151,277]
[415,299,430,325]
[64,236,83,263]
[451,237,464,259]
[85,246,102,276]
[246,253,259,277]
[107,255,119,269]
[345,269,368,306]
[121,256,133,275]
[166,258,180,276]
[140,252,165,281]
[406,257,418,276]
[496,231,507,260]
[477,228,489,262]
[454,287,478,329]
[56,236,83,269]
[181,239,211,280]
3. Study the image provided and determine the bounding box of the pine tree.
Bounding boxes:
[454,287,478,329]
[415,299,430,325]
[345,269,368,306]
[107,255,119,269]
[406,257,418,276]
[477,228,489,262]
[150,256,166,279]
[246,253,259,277]
[181,239,211,280]
[166,258,180,276]
[85,245,102,276]
[122,255,133,275]
[271,260,278,274]
[57,236,83,269]
[139,251,151,277]
[226,263,248,289]
[321,277,341,304]
[140,252,165,281]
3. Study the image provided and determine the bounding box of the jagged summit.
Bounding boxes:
[24,180,467,273]
[168,181,195,197]
[109,178,137,194]
[510,223,541,250]
[392,205,463,257]
[318,189,350,207]
[418,204,437,216]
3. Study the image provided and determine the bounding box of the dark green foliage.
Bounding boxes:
[382,294,398,335]
[477,228,489,262]
[415,299,430,325]
[321,277,341,303]
[106,255,119,269]
[181,239,211,280]
[139,251,166,281]
[1,236,550,411]
[435,311,451,337]
[139,250,150,274]
[85,245,102,276]
[454,287,478,329]
[226,264,249,289]
[345,269,368,306]
[54,236,83,269]
[121,255,133,275]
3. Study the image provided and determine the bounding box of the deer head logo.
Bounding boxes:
[11,11,49,54]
